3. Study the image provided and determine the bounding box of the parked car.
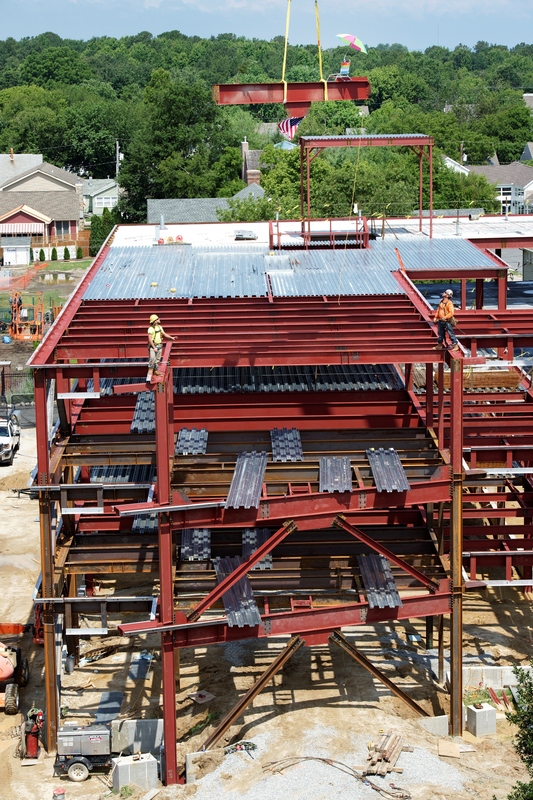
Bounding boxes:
[0,416,20,465]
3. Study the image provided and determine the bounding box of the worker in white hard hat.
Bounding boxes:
[147,314,175,376]
[433,289,459,353]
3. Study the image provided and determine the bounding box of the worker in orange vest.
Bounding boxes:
[433,289,460,353]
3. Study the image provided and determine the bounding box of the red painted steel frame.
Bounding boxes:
[299,135,434,236]
[213,79,370,116]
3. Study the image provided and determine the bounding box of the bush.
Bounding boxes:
[63,247,70,261]
[30,247,34,262]
[506,662,533,798]
[76,246,83,259]
[39,249,45,262]
[51,247,58,261]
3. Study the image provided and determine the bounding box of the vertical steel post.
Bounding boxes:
[419,150,423,233]
[300,139,305,227]
[449,356,464,735]
[438,614,445,684]
[429,144,433,239]
[425,615,434,650]
[475,278,484,310]
[154,373,179,784]
[426,363,434,429]
[461,278,467,311]
[35,369,59,752]
[497,269,507,312]
[306,148,312,231]
[437,362,444,452]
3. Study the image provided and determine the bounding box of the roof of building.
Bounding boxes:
[0,193,81,220]
[232,183,265,200]
[467,162,533,189]
[147,198,229,224]
[521,143,533,162]
[245,150,262,170]
[0,161,80,191]
[0,154,43,186]
[82,178,118,197]
[82,236,497,303]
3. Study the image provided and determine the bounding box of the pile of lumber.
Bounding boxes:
[365,730,412,776]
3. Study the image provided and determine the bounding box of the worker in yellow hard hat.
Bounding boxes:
[147,314,175,376]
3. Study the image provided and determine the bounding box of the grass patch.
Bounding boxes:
[41,258,93,272]
[187,710,221,737]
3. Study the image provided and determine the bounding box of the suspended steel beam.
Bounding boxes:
[213,80,370,116]
[329,630,430,718]
[201,635,304,751]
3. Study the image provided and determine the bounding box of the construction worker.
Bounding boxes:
[433,289,460,353]
[147,314,175,375]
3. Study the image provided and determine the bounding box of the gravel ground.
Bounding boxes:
[180,725,465,800]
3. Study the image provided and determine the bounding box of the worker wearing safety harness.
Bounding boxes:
[147,314,175,376]
[433,289,459,353]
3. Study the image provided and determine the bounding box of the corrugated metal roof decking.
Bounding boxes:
[225,452,268,510]
[366,448,411,493]
[83,236,496,303]
[358,554,402,609]
[213,556,262,627]
[173,365,403,394]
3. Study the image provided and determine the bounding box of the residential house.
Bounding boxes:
[0,153,85,263]
[466,162,533,214]
[82,178,119,216]
[521,142,533,162]
[147,183,265,225]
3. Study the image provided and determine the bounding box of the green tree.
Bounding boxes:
[20,46,94,87]
[506,663,533,800]
[39,249,45,262]
[51,247,57,261]
[89,215,103,257]
[76,247,83,259]
[63,247,70,261]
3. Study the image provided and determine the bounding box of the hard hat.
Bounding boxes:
[149,314,159,323]
[443,289,453,296]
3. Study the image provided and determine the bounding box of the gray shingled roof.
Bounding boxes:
[147,198,230,224]
[521,143,533,162]
[232,183,265,200]
[0,161,80,190]
[0,154,43,187]
[0,192,81,221]
[82,178,118,197]
[467,162,533,189]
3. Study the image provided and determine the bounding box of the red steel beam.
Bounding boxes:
[118,582,452,645]
[213,79,370,116]
[188,520,297,621]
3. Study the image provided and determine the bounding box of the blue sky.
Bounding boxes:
[2,0,531,52]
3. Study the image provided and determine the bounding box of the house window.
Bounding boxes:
[55,221,70,237]
[95,196,118,208]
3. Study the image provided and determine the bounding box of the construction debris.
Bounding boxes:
[365,730,412,776]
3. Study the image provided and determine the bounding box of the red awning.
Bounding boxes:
[0,222,45,234]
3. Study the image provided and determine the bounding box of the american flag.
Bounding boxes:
[278,116,305,140]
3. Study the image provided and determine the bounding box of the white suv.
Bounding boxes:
[0,416,20,466]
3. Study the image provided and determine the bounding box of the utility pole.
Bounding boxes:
[115,140,121,178]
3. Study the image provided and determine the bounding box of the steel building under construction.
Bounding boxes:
[29,210,533,785]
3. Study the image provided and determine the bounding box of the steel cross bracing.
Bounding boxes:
[29,225,533,785]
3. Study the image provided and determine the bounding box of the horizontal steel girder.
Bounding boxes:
[117,583,452,646]
[213,79,370,112]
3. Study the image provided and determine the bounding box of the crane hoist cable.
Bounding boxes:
[281,0,328,104]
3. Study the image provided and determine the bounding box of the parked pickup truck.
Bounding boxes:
[0,416,20,466]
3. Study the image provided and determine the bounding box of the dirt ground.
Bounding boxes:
[0,422,532,799]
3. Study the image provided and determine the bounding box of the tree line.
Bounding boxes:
[1,32,532,220]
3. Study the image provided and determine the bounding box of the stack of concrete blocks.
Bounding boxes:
[112,753,159,792]
[466,703,497,737]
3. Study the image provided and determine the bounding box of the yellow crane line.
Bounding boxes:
[315,0,328,101]
[281,0,291,104]
[281,0,328,105]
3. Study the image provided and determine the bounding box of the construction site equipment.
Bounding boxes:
[0,414,20,466]
[55,724,113,782]
[0,642,29,715]
[23,706,43,759]
[9,291,45,341]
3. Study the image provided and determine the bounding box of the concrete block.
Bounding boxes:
[112,753,159,792]
[466,703,496,737]
[418,714,449,737]
[185,749,225,784]
[112,719,164,755]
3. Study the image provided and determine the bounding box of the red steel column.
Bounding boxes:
[300,140,305,224]
[419,150,423,233]
[449,356,464,736]
[35,369,59,752]
[437,362,444,451]
[426,362,434,430]
[497,269,507,311]
[429,144,433,239]
[154,373,179,784]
